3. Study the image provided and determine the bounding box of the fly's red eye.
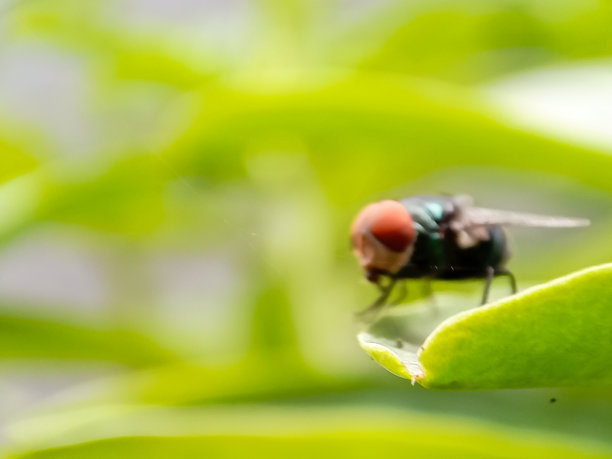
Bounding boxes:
[370,200,415,252]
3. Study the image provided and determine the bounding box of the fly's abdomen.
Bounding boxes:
[487,226,510,270]
[440,225,508,279]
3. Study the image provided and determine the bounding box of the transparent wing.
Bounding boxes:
[454,207,590,230]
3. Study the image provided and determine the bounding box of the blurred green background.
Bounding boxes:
[1,0,612,457]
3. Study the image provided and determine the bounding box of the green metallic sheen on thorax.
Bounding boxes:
[397,195,508,279]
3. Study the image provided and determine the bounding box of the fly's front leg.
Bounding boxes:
[480,266,495,305]
[355,278,397,323]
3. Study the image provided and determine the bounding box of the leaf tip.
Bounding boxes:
[358,332,425,383]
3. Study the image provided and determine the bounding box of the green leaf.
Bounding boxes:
[10,433,606,459]
[0,139,37,185]
[0,308,176,367]
[338,2,612,84]
[6,406,612,458]
[36,156,165,235]
[161,75,612,205]
[67,359,373,407]
[359,263,612,389]
[0,156,166,247]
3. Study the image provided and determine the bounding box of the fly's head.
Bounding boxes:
[350,200,416,284]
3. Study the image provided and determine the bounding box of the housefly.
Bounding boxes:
[350,195,589,320]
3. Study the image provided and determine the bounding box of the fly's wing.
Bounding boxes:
[455,207,590,229]
[449,204,590,248]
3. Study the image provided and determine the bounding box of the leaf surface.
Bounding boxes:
[360,264,612,389]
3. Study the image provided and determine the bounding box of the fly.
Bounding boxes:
[350,195,590,320]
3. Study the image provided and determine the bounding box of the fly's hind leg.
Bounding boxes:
[480,266,495,305]
[355,278,397,323]
[498,269,518,295]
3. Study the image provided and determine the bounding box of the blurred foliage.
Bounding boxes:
[0,304,175,365]
[10,408,612,459]
[0,128,38,184]
[1,0,612,457]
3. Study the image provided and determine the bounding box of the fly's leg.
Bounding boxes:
[498,269,517,294]
[480,266,495,305]
[356,278,397,323]
[506,271,518,295]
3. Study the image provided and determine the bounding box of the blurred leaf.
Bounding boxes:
[54,360,373,407]
[358,4,552,83]
[111,48,216,89]
[360,264,612,389]
[0,138,37,185]
[161,75,612,206]
[0,307,176,366]
[17,0,612,86]
[36,156,165,236]
[0,156,166,247]
[0,175,40,247]
[6,406,611,458]
[9,0,227,89]
[347,1,612,83]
